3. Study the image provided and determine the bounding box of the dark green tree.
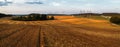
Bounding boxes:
[110,16,120,24]
[41,14,48,20]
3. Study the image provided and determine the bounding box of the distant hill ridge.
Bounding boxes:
[0,13,12,18]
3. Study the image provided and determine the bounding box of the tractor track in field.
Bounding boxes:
[0,26,31,47]
[5,28,30,47]
[0,26,26,40]
[37,26,42,47]
[40,21,120,47]
[51,25,120,47]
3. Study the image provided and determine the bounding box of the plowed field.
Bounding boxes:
[0,16,120,47]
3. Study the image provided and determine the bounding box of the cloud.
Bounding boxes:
[109,0,120,3]
[51,2,61,6]
[0,0,12,6]
[0,0,120,14]
[84,3,95,7]
[25,2,43,4]
[13,0,25,3]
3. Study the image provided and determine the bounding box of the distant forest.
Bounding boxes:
[0,13,120,18]
[0,13,12,18]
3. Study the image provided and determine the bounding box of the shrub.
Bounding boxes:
[110,16,120,24]
[49,16,55,20]
[12,16,26,21]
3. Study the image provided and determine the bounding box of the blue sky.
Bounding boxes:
[0,0,120,14]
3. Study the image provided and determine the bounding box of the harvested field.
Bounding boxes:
[0,16,120,47]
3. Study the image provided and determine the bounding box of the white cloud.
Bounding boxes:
[51,2,61,6]
[13,0,26,3]
[84,3,95,7]
[109,0,120,3]
[41,0,47,1]
[80,0,86,1]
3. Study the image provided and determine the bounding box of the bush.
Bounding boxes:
[110,16,120,24]
[49,16,55,20]
[12,16,26,21]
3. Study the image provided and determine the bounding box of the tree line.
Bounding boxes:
[12,13,55,21]
[0,13,12,18]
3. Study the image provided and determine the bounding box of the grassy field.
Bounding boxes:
[0,16,120,47]
[75,15,109,20]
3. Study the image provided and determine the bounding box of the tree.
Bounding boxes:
[49,16,55,20]
[110,16,120,24]
[41,14,48,20]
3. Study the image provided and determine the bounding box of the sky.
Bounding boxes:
[0,0,120,14]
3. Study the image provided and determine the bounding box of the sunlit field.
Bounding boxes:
[0,0,120,47]
[0,15,120,47]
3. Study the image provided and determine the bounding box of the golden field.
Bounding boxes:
[0,16,120,47]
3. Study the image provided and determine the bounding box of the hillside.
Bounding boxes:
[0,16,120,47]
